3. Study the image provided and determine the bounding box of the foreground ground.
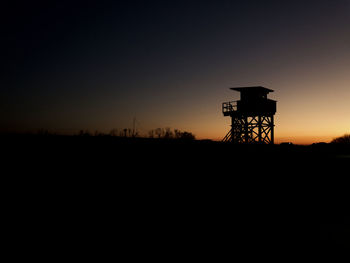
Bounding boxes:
[2,134,349,258]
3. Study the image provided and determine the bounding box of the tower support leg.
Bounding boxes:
[270,115,274,144]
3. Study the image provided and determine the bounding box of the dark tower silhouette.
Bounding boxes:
[222,86,277,144]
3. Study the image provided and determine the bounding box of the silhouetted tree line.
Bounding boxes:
[77,127,195,140]
[148,128,195,140]
[331,134,350,144]
[108,128,138,137]
[7,127,195,140]
[77,129,139,137]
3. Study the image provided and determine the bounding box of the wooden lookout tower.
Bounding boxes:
[222,86,277,144]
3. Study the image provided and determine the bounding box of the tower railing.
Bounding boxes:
[222,101,237,114]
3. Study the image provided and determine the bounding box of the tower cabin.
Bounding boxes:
[223,86,276,116]
[222,86,277,144]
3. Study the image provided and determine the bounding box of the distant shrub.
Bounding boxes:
[148,128,195,140]
[331,134,350,144]
[178,131,195,140]
[79,130,91,136]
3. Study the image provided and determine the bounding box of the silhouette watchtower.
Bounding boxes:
[222,86,277,144]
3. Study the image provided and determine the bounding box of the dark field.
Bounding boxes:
[2,134,349,258]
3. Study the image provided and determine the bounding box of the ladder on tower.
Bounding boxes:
[222,130,232,142]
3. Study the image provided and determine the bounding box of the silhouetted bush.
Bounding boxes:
[164,127,173,139]
[110,129,118,136]
[79,130,91,136]
[155,128,164,138]
[178,131,195,140]
[37,129,50,136]
[331,134,350,144]
[148,128,195,140]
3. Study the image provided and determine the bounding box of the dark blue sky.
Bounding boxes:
[2,0,350,142]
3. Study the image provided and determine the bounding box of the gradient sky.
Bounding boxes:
[2,0,350,143]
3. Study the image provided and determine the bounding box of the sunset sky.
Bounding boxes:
[2,0,350,144]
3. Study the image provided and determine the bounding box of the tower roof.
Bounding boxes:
[230,86,274,93]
